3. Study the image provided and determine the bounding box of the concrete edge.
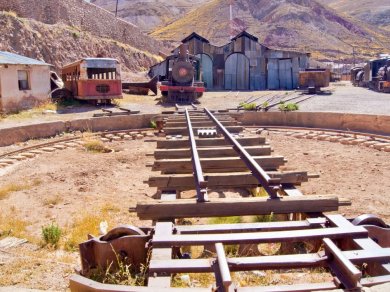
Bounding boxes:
[0,114,155,147]
[1,112,390,147]
[237,112,390,137]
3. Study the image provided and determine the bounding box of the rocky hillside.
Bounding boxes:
[91,0,211,32]
[0,0,164,76]
[150,0,390,62]
[318,0,390,31]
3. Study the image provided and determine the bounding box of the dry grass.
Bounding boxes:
[0,179,41,200]
[43,194,63,206]
[0,214,28,239]
[83,138,109,153]
[0,101,57,120]
[64,203,118,251]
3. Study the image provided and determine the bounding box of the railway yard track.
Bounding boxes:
[60,109,390,291]
[0,128,154,169]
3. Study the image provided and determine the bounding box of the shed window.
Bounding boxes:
[18,70,30,90]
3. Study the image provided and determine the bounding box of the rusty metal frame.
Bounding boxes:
[71,215,390,292]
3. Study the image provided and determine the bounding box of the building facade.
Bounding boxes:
[150,32,310,91]
[0,52,51,113]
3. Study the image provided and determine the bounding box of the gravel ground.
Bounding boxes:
[0,81,389,130]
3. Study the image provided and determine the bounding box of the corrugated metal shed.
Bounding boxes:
[0,51,50,66]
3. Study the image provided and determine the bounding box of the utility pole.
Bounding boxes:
[229,0,234,40]
[115,0,119,17]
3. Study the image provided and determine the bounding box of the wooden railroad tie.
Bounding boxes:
[135,195,351,221]
[164,125,244,135]
[149,156,286,173]
[152,145,272,159]
[156,136,266,148]
[147,171,319,190]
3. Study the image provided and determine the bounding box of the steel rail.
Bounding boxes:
[247,126,390,143]
[204,108,280,198]
[264,94,316,111]
[185,109,208,202]
[0,128,152,160]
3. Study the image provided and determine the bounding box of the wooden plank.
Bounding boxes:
[151,226,368,248]
[147,171,312,190]
[324,238,362,289]
[281,185,304,197]
[237,282,338,292]
[70,274,209,292]
[164,126,243,135]
[153,145,272,159]
[326,214,356,228]
[165,121,238,127]
[149,253,326,274]
[361,275,390,287]
[148,222,173,288]
[151,156,286,173]
[157,137,266,148]
[343,248,390,263]
[166,115,234,122]
[176,218,327,234]
[136,196,352,221]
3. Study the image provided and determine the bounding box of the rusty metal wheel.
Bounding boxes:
[352,214,388,228]
[100,225,145,242]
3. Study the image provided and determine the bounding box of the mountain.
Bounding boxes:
[90,0,211,32]
[317,0,390,31]
[150,0,390,62]
[0,0,164,76]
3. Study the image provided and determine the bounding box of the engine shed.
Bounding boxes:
[149,31,310,91]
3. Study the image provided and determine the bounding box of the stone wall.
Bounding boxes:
[0,0,162,55]
[238,112,390,136]
[0,114,155,147]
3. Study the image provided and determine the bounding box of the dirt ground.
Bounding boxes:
[0,129,390,290]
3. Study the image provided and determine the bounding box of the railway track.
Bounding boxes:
[0,128,153,169]
[70,108,390,292]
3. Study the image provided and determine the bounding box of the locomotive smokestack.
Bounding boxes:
[179,44,189,60]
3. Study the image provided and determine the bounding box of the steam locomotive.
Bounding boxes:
[351,57,390,93]
[154,45,205,103]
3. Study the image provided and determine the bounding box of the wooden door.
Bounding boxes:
[267,59,279,90]
[278,59,293,90]
[225,53,250,90]
[196,54,213,89]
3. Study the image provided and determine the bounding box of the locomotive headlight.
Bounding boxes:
[179,67,188,77]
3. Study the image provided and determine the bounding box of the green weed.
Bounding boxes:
[42,223,62,248]
[279,102,299,111]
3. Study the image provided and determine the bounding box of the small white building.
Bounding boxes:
[0,52,51,113]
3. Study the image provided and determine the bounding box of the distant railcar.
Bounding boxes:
[298,69,330,93]
[351,57,390,93]
[61,58,122,104]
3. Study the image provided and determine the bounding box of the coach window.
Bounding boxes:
[18,70,30,90]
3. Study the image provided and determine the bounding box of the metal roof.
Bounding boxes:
[0,51,50,66]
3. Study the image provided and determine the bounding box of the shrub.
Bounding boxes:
[83,139,109,153]
[42,223,62,247]
[150,120,157,129]
[239,103,257,111]
[279,102,299,111]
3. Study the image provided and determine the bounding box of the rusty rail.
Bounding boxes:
[204,108,280,198]
[185,109,208,202]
